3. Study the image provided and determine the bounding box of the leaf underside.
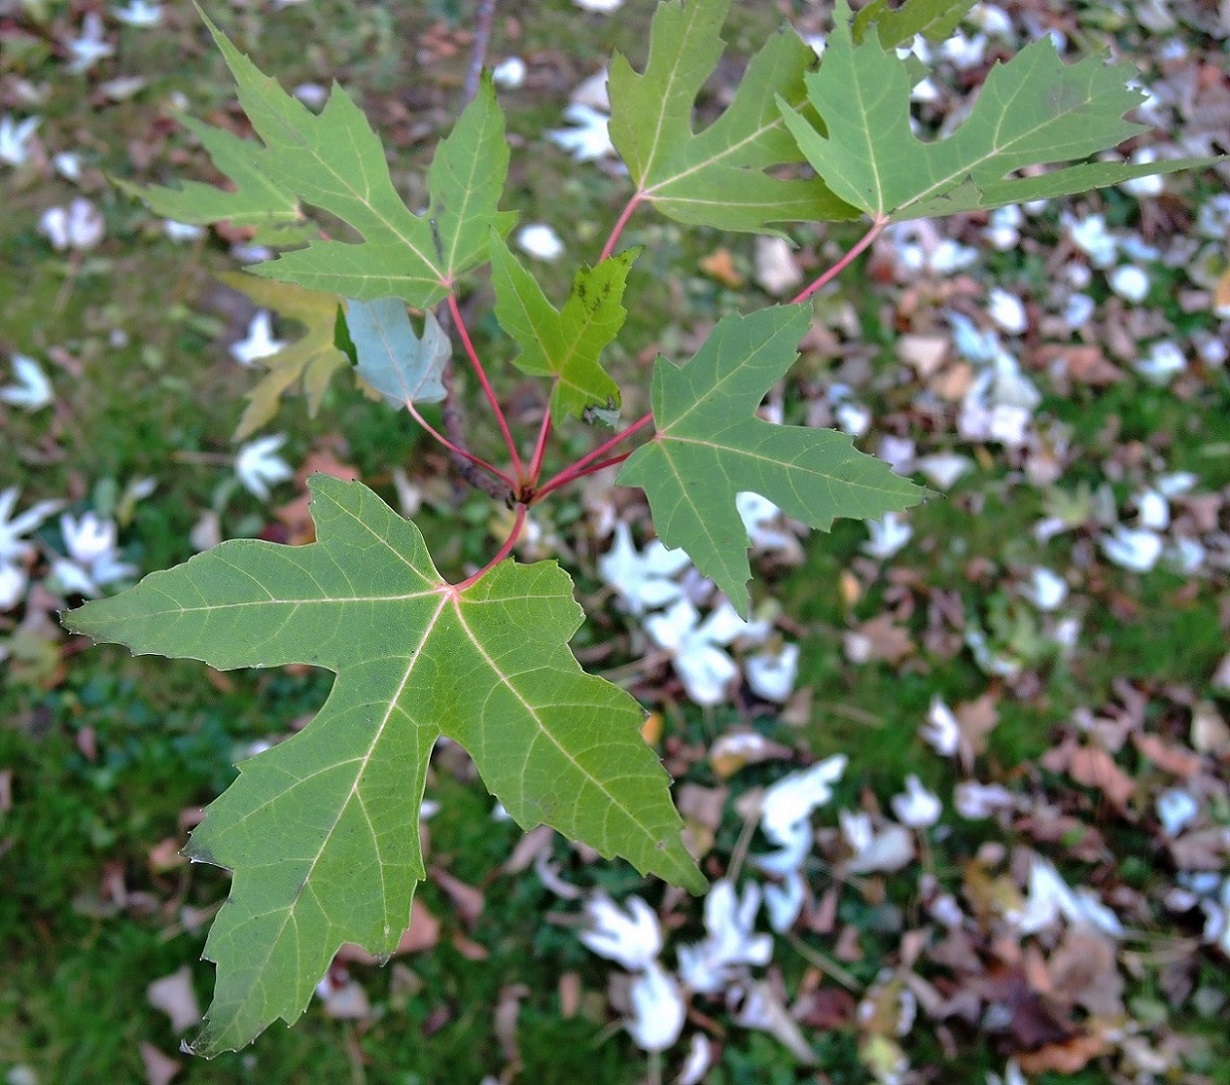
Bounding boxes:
[490,234,634,421]
[617,305,926,614]
[63,476,702,1056]
[197,13,515,305]
[607,0,857,232]
[219,272,349,442]
[345,298,451,408]
[782,0,1224,221]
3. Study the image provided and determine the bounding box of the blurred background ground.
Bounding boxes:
[1,1,1229,1083]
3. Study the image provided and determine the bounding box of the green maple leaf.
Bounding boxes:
[617,306,925,614]
[852,0,977,48]
[199,13,515,305]
[781,0,1221,221]
[345,298,450,408]
[220,272,349,442]
[607,0,856,233]
[115,116,314,245]
[490,234,633,422]
[63,476,702,1056]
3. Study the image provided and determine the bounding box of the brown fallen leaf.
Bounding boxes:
[1045,926,1124,1018]
[1133,732,1203,778]
[430,867,484,928]
[843,614,915,666]
[1042,740,1135,809]
[1015,1028,1109,1074]
[699,247,744,288]
[955,693,999,770]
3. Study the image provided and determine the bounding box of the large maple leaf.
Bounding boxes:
[617,305,925,614]
[607,0,856,233]
[64,476,702,1056]
[780,0,1220,220]
[199,13,515,305]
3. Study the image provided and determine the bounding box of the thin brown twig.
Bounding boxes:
[439,348,510,501]
[462,0,499,107]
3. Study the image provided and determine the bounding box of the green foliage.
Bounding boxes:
[617,306,925,614]
[199,12,515,304]
[114,115,314,246]
[64,0,1223,1059]
[782,0,1217,220]
[607,0,857,232]
[490,234,633,421]
[64,475,703,1055]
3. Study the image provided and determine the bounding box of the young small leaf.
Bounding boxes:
[617,306,925,614]
[780,0,1221,221]
[115,116,313,245]
[200,13,515,305]
[490,234,632,422]
[63,476,702,1055]
[345,299,450,407]
[607,0,856,233]
[219,272,349,442]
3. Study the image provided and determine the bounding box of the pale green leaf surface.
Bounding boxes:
[607,0,856,232]
[219,272,349,442]
[617,306,925,614]
[853,0,977,47]
[63,476,701,1055]
[116,116,314,245]
[346,299,449,407]
[490,234,632,420]
[201,14,514,304]
[781,0,1157,220]
[927,154,1225,214]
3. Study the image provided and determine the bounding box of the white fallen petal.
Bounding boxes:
[890,775,942,828]
[677,1033,713,1085]
[1100,525,1163,572]
[862,512,912,560]
[626,962,684,1051]
[953,781,1018,819]
[1020,566,1067,611]
[578,893,662,971]
[745,643,799,703]
[230,310,285,366]
[1109,264,1150,303]
[235,434,293,500]
[0,354,54,411]
[515,223,564,261]
[491,56,526,89]
[759,755,847,847]
[1156,788,1199,837]
[920,695,960,757]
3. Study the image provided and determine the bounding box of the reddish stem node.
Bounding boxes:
[454,503,528,592]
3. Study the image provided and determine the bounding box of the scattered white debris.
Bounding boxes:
[235,434,294,500]
[515,223,564,261]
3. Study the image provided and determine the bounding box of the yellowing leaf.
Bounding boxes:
[219,272,348,441]
[64,476,703,1055]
